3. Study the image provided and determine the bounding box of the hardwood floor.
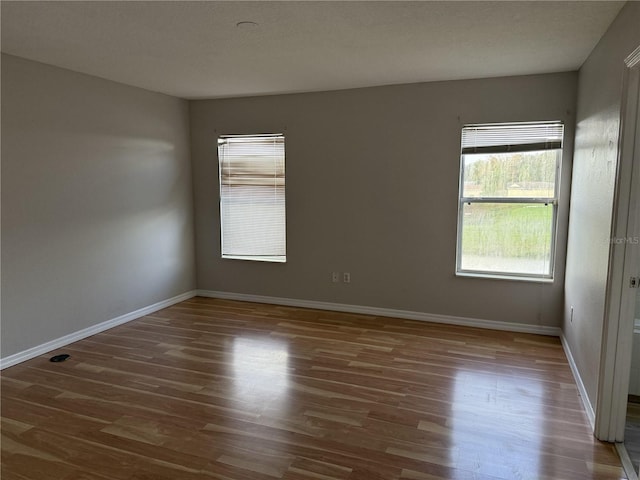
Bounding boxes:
[1,297,626,480]
[625,400,640,474]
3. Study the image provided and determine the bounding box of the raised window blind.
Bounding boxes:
[218,134,286,262]
[461,122,564,154]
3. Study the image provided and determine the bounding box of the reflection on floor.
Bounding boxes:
[626,399,640,474]
[1,297,627,479]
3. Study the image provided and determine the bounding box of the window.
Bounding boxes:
[218,134,286,262]
[456,121,564,280]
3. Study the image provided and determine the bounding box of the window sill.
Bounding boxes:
[456,271,554,283]
[222,255,286,263]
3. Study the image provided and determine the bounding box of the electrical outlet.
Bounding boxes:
[343,272,351,283]
[332,272,340,283]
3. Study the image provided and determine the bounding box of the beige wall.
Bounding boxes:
[1,54,196,358]
[191,73,577,327]
[564,1,640,408]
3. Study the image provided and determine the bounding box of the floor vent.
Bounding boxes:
[49,354,70,363]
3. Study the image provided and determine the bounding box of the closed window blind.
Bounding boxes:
[218,134,286,262]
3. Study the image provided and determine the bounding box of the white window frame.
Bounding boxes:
[455,121,564,281]
[218,133,286,263]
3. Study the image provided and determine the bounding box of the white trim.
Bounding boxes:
[196,290,561,337]
[616,443,639,480]
[560,333,596,429]
[0,290,197,370]
[222,255,286,263]
[596,46,640,442]
[455,271,554,283]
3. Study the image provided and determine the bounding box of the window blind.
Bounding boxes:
[461,122,564,154]
[218,134,286,261]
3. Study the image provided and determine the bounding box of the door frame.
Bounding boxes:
[595,45,640,442]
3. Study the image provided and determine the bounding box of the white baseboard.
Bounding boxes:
[0,290,197,370]
[196,290,562,337]
[616,442,639,480]
[560,333,596,429]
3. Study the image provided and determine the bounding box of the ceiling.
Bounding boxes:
[0,1,626,100]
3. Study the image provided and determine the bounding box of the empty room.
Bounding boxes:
[2,1,640,479]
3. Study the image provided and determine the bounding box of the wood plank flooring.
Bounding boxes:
[1,297,626,479]
[625,400,640,474]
